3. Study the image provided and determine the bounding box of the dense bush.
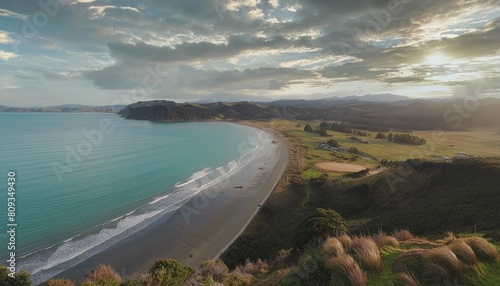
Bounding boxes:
[81,264,122,286]
[293,208,348,249]
[149,258,194,286]
[44,279,76,286]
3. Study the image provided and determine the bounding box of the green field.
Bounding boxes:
[281,120,500,178]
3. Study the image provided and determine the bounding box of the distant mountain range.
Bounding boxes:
[119,97,500,130]
[0,104,126,113]
[265,94,414,107]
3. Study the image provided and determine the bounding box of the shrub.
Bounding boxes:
[273,249,292,269]
[224,273,253,286]
[422,247,462,282]
[324,254,366,286]
[44,279,76,286]
[321,237,345,259]
[463,237,499,261]
[184,274,215,286]
[293,208,348,249]
[292,247,329,285]
[121,279,143,286]
[327,139,339,148]
[197,260,229,282]
[82,264,121,286]
[304,124,313,132]
[392,229,414,241]
[234,259,268,276]
[0,266,31,286]
[373,232,399,248]
[149,258,194,286]
[350,236,382,272]
[448,241,478,265]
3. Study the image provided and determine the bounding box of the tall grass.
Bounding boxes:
[448,241,478,265]
[422,247,462,282]
[394,248,425,274]
[324,254,366,286]
[463,237,499,261]
[321,237,345,258]
[338,233,353,250]
[373,231,399,248]
[392,229,414,241]
[350,236,382,272]
[393,271,420,286]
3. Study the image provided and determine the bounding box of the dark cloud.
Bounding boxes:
[107,36,311,63]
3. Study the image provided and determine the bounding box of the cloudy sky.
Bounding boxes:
[0,0,499,106]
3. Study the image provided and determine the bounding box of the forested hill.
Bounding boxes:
[119,98,500,130]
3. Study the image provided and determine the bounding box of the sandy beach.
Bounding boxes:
[56,124,289,282]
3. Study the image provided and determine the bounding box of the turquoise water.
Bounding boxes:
[0,113,257,271]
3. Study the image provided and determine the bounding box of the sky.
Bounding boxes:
[0,0,499,107]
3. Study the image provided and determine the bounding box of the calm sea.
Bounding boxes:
[0,113,259,278]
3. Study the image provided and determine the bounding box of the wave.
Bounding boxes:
[21,126,272,285]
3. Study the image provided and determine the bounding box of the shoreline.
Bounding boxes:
[53,122,289,283]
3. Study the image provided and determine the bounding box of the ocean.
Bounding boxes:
[0,112,262,281]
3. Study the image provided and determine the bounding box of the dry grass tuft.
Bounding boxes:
[442,231,457,244]
[82,264,122,285]
[235,259,268,276]
[44,279,76,286]
[422,247,462,282]
[350,236,382,272]
[321,237,345,259]
[197,260,229,282]
[392,229,414,241]
[394,249,425,273]
[225,272,254,286]
[393,271,420,286]
[448,241,478,265]
[324,254,366,286]
[338,233,353,250]
[463,237,499,261]
[373,232,400,248]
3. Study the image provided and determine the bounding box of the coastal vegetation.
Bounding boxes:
[5,230,498,285]
[6,117,500,285]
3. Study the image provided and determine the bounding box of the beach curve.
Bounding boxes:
[52,122,289,282]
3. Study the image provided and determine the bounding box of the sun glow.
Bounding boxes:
[423,52,453,66]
